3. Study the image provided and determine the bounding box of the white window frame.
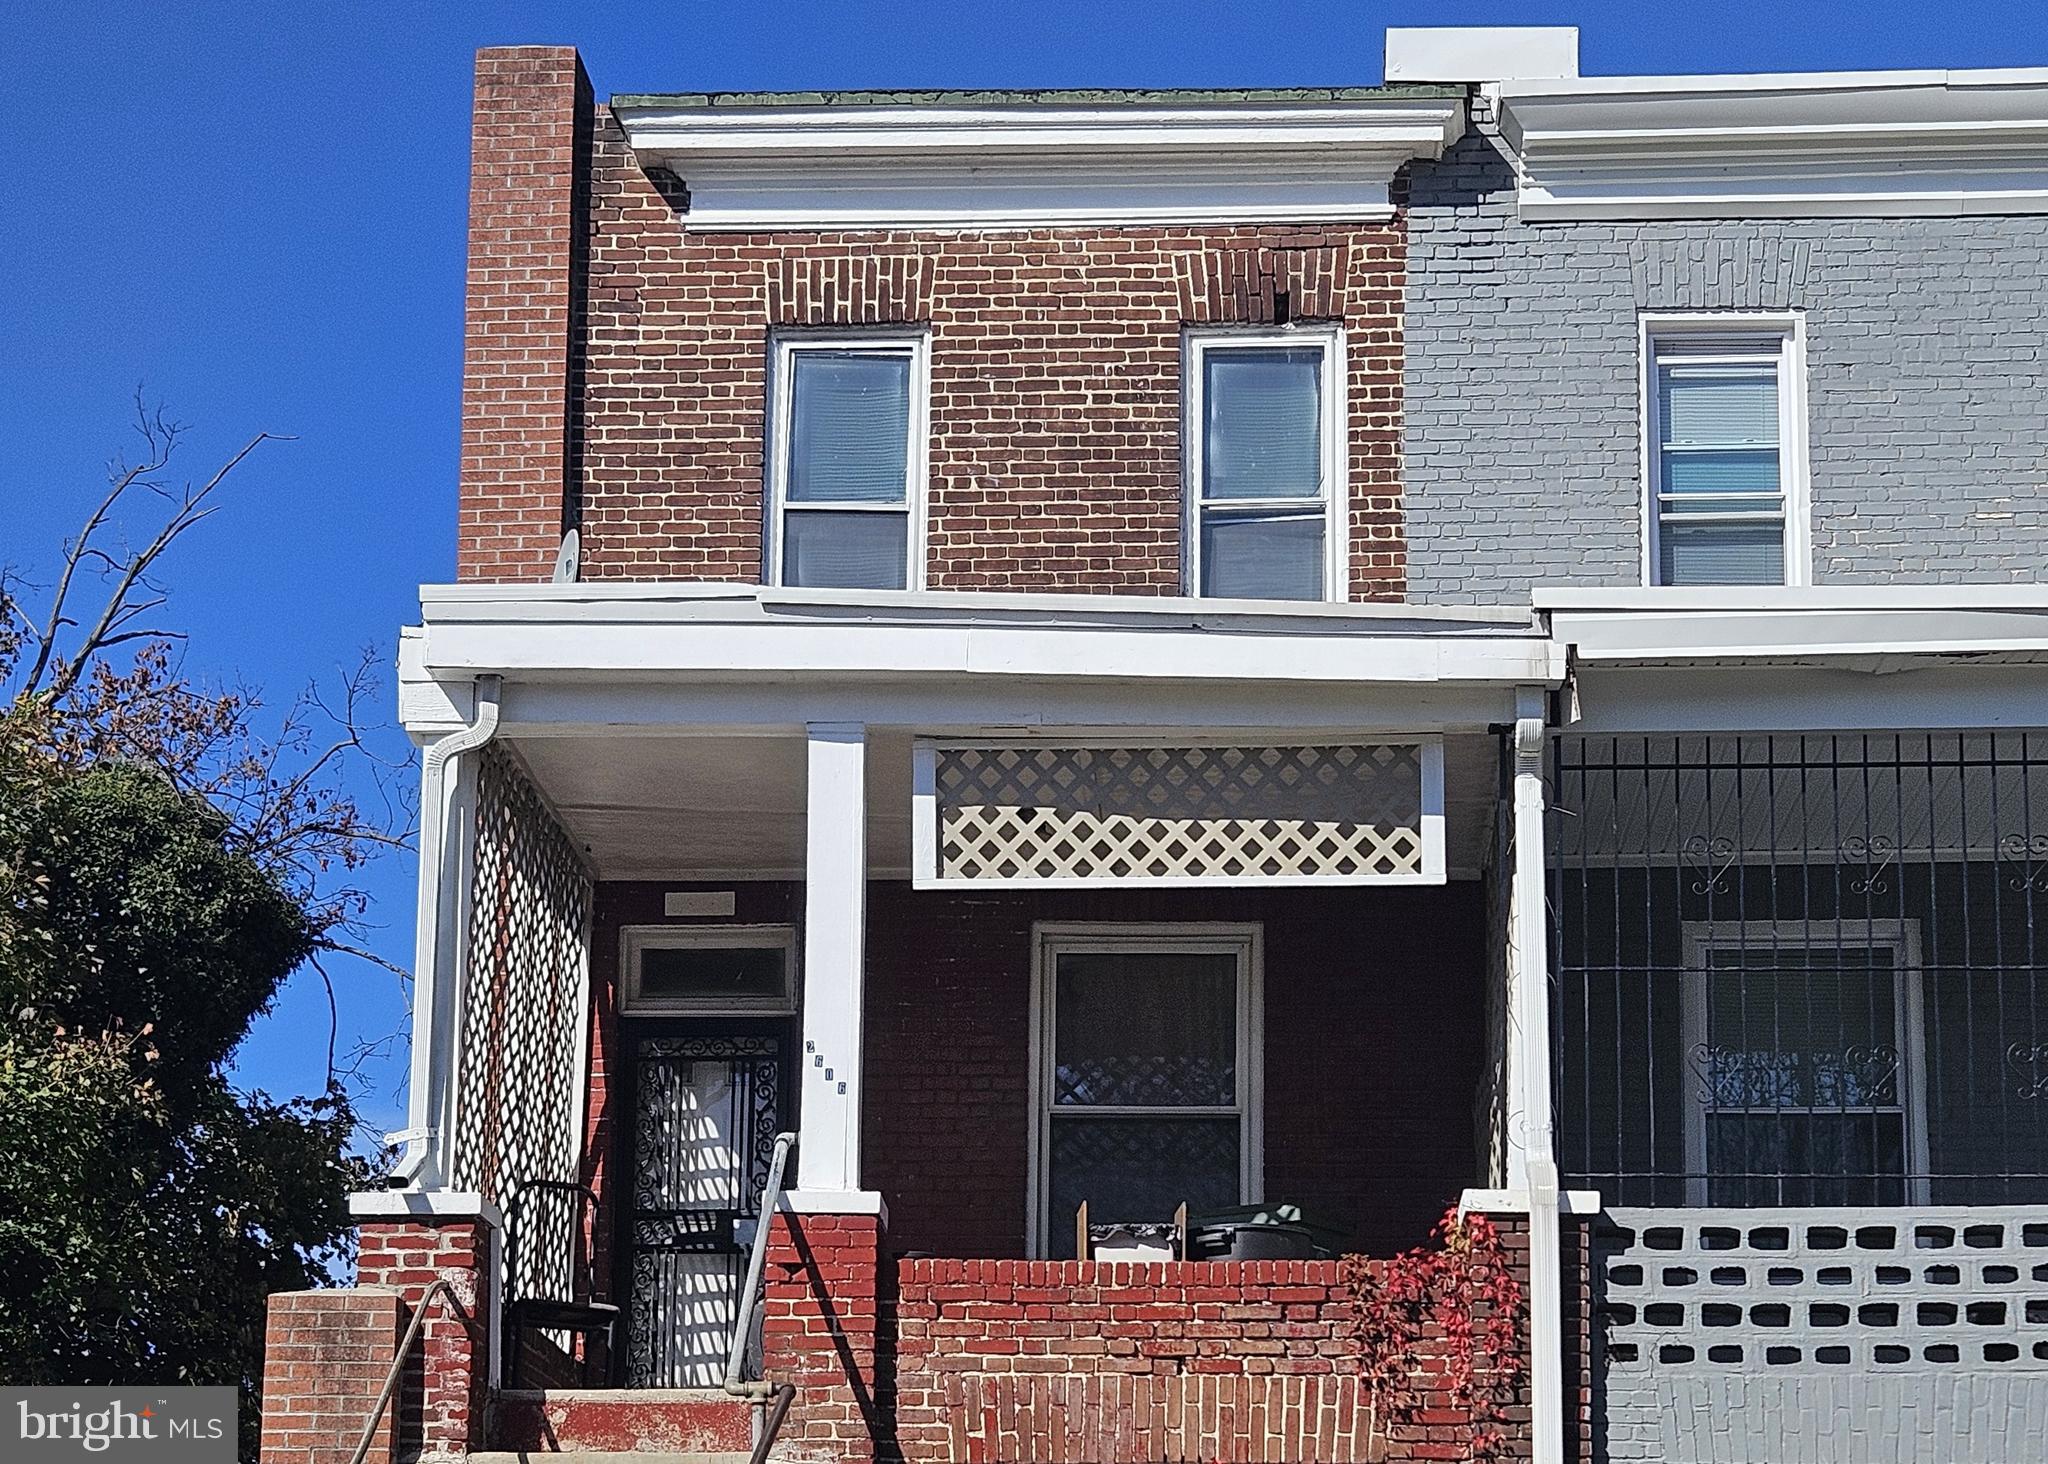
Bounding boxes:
[1182,324,1348,603]
[763,328,930,591]
[1639,312,1810,588]
[1025,922,1264,1258]
[619,923,797,1015]
[1679,919,1929,1205]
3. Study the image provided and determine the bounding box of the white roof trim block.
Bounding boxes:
[1385,27,1579,84]
[1497,68,2048,220]
[611,99,1466,230]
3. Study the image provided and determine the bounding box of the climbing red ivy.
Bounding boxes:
[1339,1206,1525,1459]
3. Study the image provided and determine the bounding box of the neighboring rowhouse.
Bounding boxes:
[260,27,2048,1464]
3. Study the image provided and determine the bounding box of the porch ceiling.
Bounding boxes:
[508,730,1504,882]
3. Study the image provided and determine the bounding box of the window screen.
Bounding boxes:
[1041,945,1248,1256]
[774,345,916,590]
[1192,340,1333,601]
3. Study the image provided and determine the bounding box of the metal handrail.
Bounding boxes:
[725,1130,797,1395]
[348,1276,457,1464]
[726,1132,798,1464]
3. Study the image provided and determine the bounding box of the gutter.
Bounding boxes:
[388,675,503,1186]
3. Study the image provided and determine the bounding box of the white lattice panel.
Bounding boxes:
[451,745,595,1316]
[914,741,1443,887]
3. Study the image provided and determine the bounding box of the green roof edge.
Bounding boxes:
[609,83,1467,110]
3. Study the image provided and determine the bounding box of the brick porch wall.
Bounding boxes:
[891,1215,1541,1463]
[353,1218,495,1463]
[258,1216,495,1464]
[763,1210,891,1463]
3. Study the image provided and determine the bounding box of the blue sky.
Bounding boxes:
[6,0,2047,1140]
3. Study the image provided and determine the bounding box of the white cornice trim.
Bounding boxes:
[1538,588,2048,663]
[613,100,1465,230]
[1497,69,2048,220]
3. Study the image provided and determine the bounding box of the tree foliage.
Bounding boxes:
[0,407,409,1457]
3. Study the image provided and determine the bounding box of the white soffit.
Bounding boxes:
[610,96,1466,230]
[1497,68,2048,219]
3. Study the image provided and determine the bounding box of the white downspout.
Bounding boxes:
[1510,685,1565,1464]
[388,675,503,1188]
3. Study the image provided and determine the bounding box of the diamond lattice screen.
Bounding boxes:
[451,746,594,1313]
[929,743,1431,884]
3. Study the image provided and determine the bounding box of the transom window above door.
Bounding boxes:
[765,331,928,591]
[1184,326,1346,602]
[1031,924,1263,1258]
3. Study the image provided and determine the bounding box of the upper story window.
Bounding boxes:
[1184,326,1345,602]
[765,331,927,591]
[1643,317,1808,587]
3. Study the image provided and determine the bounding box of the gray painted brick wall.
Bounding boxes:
[1403,99,2048,603]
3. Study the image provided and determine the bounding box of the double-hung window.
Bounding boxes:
[1031,924,1262,1257]
[1643,317,1807,587]
[1185,327,1345,601]
[765,331,926,591]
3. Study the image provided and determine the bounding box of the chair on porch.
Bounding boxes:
[502,1178,620,1388]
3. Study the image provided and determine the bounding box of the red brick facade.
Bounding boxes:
[456,47,1414,597]
[259,1290,402,1464]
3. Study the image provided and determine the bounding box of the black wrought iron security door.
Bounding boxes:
[624,1033,783,1387]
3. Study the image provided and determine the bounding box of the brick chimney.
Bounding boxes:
[458,46,591,582]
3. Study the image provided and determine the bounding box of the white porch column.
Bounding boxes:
[1507,684,1565,1464]
[1506,685,1557,1187]
[796,722,870,1198]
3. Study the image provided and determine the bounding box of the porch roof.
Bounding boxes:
[400,582,1561,739]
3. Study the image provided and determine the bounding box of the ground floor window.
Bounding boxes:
[1682,922,1926,1206]
[1030,923,1262,1257]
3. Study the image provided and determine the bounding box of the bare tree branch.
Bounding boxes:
[53,434,282,700]
[5,402,414,1115]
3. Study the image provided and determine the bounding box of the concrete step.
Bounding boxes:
[490,1389,754,1456]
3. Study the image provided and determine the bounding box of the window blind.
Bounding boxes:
[787,353,912,504]
[1202,349,1323,499]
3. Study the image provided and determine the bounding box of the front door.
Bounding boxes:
[621,1030,787,1387]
